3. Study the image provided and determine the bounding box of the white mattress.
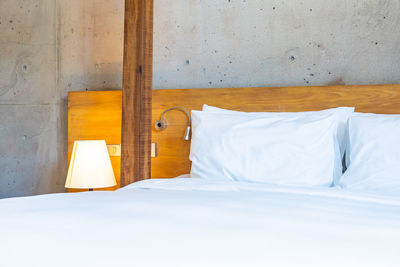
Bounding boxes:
[1,177,399,267]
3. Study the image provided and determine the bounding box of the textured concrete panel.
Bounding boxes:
[153,0,400,89]
[58,0,124,97]
[0,43,57,104]
[0,105,63,198]
[0,0,60,199]
[58,0,400,92]
[0,0,56,43]
[0,0,57,104]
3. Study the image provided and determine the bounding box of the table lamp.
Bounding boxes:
[65,140,117,191]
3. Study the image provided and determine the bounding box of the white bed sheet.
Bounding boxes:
[1,177,399,267]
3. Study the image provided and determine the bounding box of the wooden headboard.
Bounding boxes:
[68,84,400,190]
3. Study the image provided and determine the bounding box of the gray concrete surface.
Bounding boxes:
[1,0,400,198]
[0,0,60,198]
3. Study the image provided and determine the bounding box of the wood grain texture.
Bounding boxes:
[69,84,400,184]
[152,84,400,177]
[121,0,154,186]
[67,91,122,192]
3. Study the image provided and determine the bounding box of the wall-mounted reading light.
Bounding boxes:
[155,107,191,140]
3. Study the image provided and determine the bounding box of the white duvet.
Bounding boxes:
[1,178,399,267]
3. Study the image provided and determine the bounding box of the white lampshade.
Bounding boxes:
[65,140,117,189]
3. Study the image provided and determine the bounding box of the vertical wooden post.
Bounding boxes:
[121,0,154,186]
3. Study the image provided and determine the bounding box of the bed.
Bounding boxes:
[1,178,400,266]
[2,84,400,266]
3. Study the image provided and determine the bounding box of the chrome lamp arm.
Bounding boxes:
[154,107,191,140]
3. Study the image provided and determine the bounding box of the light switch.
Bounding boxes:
[107,145,121,156]
[107,143,157,157]
[151,143,157,158]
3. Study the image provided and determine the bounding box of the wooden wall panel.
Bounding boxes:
[151,84,400,178]
[68,84,400,187]
[68,91,122,191]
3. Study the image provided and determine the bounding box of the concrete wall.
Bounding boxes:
[154,0,400,88]
[0,0,61,198]
[1,0,400,198]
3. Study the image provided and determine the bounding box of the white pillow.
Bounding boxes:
[203,104,355,162]
[340,113,400,195]
[190,111,342,187]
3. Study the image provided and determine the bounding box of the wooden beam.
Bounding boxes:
[121,0,154,186]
